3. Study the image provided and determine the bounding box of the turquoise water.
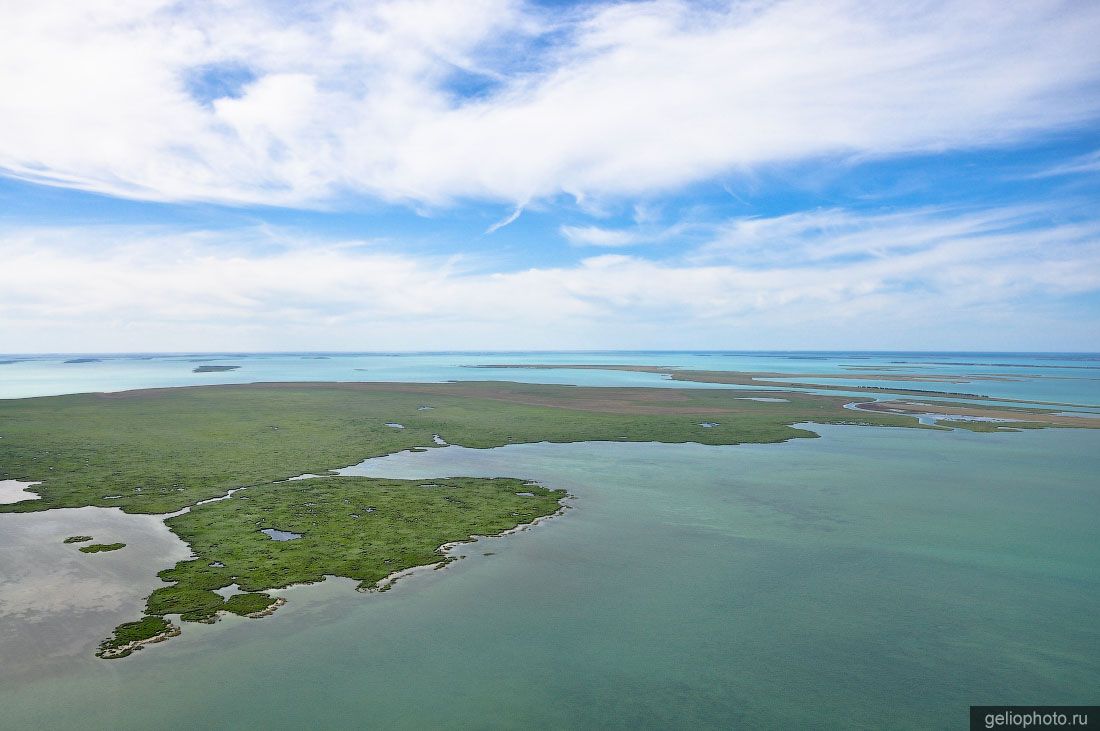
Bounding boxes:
[2,351,1099,403]
[0,428,1097,728]
[0,353,1098,728]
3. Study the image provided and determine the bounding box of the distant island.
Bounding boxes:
[64,358,102,364]
[193,365,241,373]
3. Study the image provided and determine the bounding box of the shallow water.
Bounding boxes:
[0,479,42,504]
[261,528,302,541]
[2,351,1098,405]
[0,507,190,681]
[0,426,1096,728]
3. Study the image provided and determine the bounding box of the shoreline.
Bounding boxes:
[94,485,572,659]
[0,480,42,505]
[368,493,574,593]
[97,622,182,660]
[846,399,1098,428]
[245,596,287,618]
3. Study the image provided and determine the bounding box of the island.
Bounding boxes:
[192,365,241,373]
[79,542,126,554]
[0,376,1093,658]
[63,535,93,543]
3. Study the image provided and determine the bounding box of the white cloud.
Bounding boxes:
[1,0,1099,207]
[693,205,1057,264]
[2,205,1097,351]
[560,225,640,247]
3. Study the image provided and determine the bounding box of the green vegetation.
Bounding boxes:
[97,616,176,659]
[223,592,279,616]
[0,381,921,515]
[112,475,564,651]
[79,542,126,553]
[63,535,93,543]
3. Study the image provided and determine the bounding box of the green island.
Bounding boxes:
[192,365,241,373]
[97,616,179,659]
[63,535,94,543]
[79,542,126,554]
[0,378,1092,658]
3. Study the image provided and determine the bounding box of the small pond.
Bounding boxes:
[261,528,302,541]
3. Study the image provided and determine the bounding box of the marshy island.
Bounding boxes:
[0,372,1093,658]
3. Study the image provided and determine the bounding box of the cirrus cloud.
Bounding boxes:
[1,0,1099,208]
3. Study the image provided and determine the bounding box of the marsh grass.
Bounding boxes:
[0,382,919,515]
[78,542,125,553]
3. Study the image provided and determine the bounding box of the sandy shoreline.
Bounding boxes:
[97,622,182,659]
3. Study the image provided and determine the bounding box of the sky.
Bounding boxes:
[1,0,1099,352]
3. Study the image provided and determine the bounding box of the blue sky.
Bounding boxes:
[1,0,1099,351]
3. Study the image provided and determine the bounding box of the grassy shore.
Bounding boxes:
[94,475,565,654]
[0,381,921,515]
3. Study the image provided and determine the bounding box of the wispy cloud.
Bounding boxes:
[560,225,640,247]
[485,205,525,234]
[692,205,1061,265]
[2,0,1099,208]
[1027,149,1100,178]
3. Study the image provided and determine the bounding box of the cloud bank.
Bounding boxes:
[2,0,1100,207]
[3,204,1097,351]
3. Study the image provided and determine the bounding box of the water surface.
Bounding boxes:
[1,426,1096,728]
[2,351,1097,405]
[0,507,190,681]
